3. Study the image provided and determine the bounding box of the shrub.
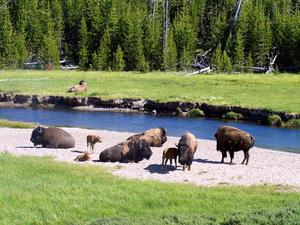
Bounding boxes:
[187,108,205,117]
[283,119,300,128]
[268,114,282,127]
[222,111,243,120]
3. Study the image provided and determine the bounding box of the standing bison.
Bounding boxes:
[176,132,198,171]
[30,126,75,149]
[214,126,255,165]
[127,127,167,147]
[99,139,152,163]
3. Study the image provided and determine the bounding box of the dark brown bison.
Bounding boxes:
[87,134,102,152]
[99,139,152,163]
[67,80,87,93]
[176,132,198,171]
[127,127,167,147]
[214,126,255,165]
[30,126,75,148]
[161,147,179,170]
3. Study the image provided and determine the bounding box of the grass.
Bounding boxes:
[0,70,299,113]
[222,111,244,120]
[0,153,300,225]
[0,119,36,128]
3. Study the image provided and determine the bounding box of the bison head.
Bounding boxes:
[140,140,152,160]
[30,126,46,146]
[159,127,167,144]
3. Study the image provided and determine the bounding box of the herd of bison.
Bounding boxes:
[30,125,255,171]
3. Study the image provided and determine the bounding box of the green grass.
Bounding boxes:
[0,70,299,113]
[0,119,36,128]
[0,153,300,225]
[222,111,244,120]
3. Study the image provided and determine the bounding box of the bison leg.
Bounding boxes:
[221,151,227,163]
[188,164,191,171]
[183,165,186,171]
[245,151,250,165]
[229,151,234,164]
[241,151,246,164]
[170,159,173,166]
[175,158,177,168]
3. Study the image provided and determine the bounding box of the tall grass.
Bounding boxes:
[0,70,299,113]
[0,153,299,225]
[0,119,36,128]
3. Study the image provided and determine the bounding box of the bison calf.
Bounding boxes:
[214,126,255,165]
[161,147,179,170]
[87,135,102,152]
[74,152,91,162]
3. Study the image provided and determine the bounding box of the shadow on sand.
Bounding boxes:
[16,146,41,149]
[194,158,230,165]
[144,164,181,174]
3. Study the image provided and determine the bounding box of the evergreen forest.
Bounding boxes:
[0,0,299,72]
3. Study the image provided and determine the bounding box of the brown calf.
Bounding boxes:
[74,152,91,162]
[161,147,179,170]
[87,135,102,152]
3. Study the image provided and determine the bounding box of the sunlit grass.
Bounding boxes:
[0,119,36,128]
[0,70,299,112]
[0,153,299,225]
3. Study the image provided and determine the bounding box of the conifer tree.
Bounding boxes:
[78,17,89,70]
[222,51,233,73]
[233,29,245,72]
[212,43,223,73]
[113,45,125,71]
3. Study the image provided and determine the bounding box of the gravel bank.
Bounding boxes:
[1,127,300,187]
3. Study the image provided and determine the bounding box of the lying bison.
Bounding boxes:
[214,126,255,165]
[30,126,75,149]
[176,132,198,171]
[99,139,152,163]
[67,80,87,93]
[127,127,167,147]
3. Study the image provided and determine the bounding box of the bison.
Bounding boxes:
[161,147,179,170]
[99,139,152,163]
[176,132,198,171]
[30,126,75,148]
[127,127,167,147]
[75,152,91,162]
[67,80,87,93]
[87,134,102,152]
[214,126,255,165]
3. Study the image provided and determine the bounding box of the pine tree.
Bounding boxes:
[164,29,177,71]
[245,52,253,73]
[212,43,223,73]
[78,17,89,70]
[97,27,111,70]
[0,3,17,68]
[222,51,233,73]
[113,45,125,71]
[233,29,245,72]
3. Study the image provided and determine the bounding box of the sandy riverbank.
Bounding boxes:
[1,127,300,187]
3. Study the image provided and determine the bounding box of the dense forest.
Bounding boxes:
[0,0,299,72]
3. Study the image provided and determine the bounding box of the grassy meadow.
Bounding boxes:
[0,153,299,225]
[0,119,36,129]
[0,70,299,113]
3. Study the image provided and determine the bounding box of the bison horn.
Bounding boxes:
[175,142,178,147]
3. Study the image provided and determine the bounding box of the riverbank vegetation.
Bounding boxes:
[0,153,299,225]
[0,119,36,129]
[0,70,299,113]
[0,0,299,72]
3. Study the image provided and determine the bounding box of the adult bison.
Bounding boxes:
[176,132,198,171]
[127,127,167,147]
[67,80,87,93]
[99,139,152,163]
[214,126,255,165]
[30,126,75,149]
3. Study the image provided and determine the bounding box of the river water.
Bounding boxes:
[0,107,299,153]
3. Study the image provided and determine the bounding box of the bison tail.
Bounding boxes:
[250,135,255,148]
